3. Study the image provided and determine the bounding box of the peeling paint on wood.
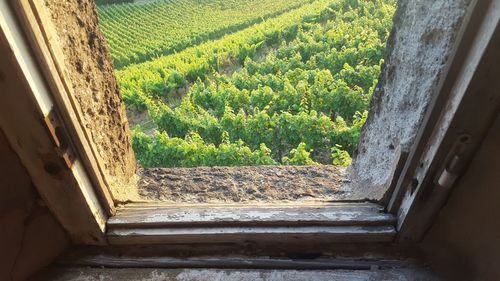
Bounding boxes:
[56,255,411,270]
[33,268,441,281]
[107,202,396,244]
[107,225,396,244]
[109,203,394,227]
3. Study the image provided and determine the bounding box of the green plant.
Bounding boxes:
[282,142,318,165]
[331,144,352,167]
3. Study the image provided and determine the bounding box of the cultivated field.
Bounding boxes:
[97,0,396,168]
[98,0,317,67]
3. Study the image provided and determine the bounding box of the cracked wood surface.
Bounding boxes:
[33,267,440,281]
[107,202,396,244]
[109,202,394,227]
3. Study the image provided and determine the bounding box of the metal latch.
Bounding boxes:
[44,107,76,168]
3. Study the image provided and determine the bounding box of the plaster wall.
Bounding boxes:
[40,0,138,201]
[349,0,472,199]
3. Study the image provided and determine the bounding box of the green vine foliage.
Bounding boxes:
[331,145,352,167]
[101,0,396,167]
[282,143,319,165]
[132,130,276,167]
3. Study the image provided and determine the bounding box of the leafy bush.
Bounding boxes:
[132,129,276,168]
[282,143,318,165]
[331,145,352,167]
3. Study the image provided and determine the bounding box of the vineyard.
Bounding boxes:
[97,0,396,168]
[97,0,317,67]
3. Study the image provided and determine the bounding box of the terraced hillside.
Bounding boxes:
[97,0,316,67]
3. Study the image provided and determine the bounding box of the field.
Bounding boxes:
[97,0,317,67]
[97,0,396,168]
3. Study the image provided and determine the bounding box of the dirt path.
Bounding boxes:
[137,165,352,203]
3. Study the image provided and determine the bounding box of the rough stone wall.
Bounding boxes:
[348,0,472,199]
[0,130,69,281]
[42,0,137,201]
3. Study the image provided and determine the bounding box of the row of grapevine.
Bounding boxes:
[96,0,132,5]
[97,0,317,68]
[124,0,396,168]
[116,0,348,110]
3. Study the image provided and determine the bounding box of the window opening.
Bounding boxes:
[93,0,397,205]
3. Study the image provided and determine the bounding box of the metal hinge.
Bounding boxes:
[44,107,76,168]
[434,134,472,189]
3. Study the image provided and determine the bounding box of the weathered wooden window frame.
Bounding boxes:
[1,0,498,246]
[0,0,110,245]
